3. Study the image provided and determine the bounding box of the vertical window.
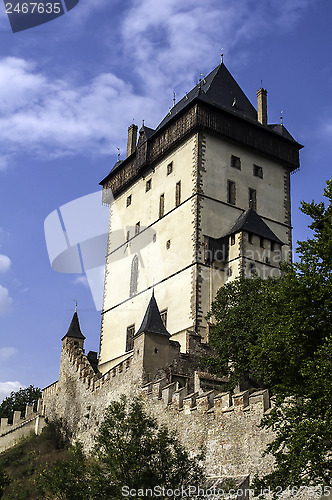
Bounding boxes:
[253,164,263,179]
[249,188,257,210]
[126,324,135,352]
[248,232,253,244]
[126,195,132,207]
[175,181,181,206]
[167,162,173,175]
[159,194,165,218]
[271,241,275,252]
[166,240,171,249]
[231,234,235,246]
[160,309,167,327]
[135,222,140,235]
[249,262,256,274]
[227,180,236,205]
[126,230,130,241]
[146,179,152,192]
[129,255,139,297]
[231,155,241,170]
[260,237,264,248]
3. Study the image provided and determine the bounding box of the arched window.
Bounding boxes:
[129,255,139,297]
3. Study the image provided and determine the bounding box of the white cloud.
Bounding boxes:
[73,275,89,287]
[0,255,11,273]
[0,381,24,403]
[0,347,18,362]
[0,285,13,315]
[0,1,312,166]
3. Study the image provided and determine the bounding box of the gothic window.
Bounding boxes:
[159,194,165,218]
[227,180,236,205]
[249,188,257,210]
[126,324,135,352]
[160,309,167,327]
[253,164,263,179]
[231,155,241,170]
[175,181,181,206]
[129,255,139,297]
[167,162,173,175]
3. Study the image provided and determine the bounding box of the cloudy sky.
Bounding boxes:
[0,0,331,402]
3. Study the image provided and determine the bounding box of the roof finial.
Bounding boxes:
[221,49,224,64]
[280,110,283,125]
[173,91,176,107]
[142,119,145,127]
[74,299,78,313]
[116,147,120,160]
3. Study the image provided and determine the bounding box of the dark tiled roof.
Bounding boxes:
[61,311,86,341]
[139,125,155,139]
[226,208,284,245]
[268,124,297,142]
[135,291,170,338]
[157,63,258,131]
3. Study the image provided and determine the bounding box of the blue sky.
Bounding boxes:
[0,0,331,401]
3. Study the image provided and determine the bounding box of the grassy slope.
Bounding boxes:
[0,425,71,500]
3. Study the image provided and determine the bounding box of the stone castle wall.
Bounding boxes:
[41,337,274,482]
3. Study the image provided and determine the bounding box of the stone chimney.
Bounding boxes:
[127,124,138,157]
[256,88,268,125]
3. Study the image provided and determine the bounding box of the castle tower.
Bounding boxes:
[98,61,302,373]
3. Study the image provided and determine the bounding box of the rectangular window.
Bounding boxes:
[126,195,132,207]
[126,324,135,352]
[260,237,264,248]
[135,222,140,235]
[248,232,253,244]
[126,230,130,241]
[175,181,181,206]
[231,155,241,170]
[249,188,257,210]
[231,234,235,246]
[227,180,236,205]
[160,309,167,327]
[271,241,275,252]
[253,164,263,179]
[159,194,165,218]
[167,162,173,175]
[146,179,152,192]
[166,239,171,249]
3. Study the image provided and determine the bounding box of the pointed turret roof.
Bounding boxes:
[135,291,170,338]
[157,63,258,131]
[227,208,284,245]
[61,310,86,341]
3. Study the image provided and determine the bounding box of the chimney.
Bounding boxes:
[256,88,268,126]
[127,124,138,157]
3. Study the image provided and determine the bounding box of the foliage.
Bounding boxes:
[0,425,72,500]
[36,396,205,500]
[0,385,41,424]
[0,471,10,499]
[93,395,205,498]
[204,180,332,496]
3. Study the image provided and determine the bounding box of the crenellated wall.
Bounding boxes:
[40,335,275,483]
[0,401,45,453]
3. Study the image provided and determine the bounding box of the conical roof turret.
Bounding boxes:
[61,309,86,341]
[135,291,170,338]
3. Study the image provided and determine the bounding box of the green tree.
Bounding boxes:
[93,395,205,499]
[205,180,332,496]
[0,471,10,499]
[0,385,41,423]
[37,396,205,500]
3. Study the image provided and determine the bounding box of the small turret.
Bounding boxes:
[61,306,85,349]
